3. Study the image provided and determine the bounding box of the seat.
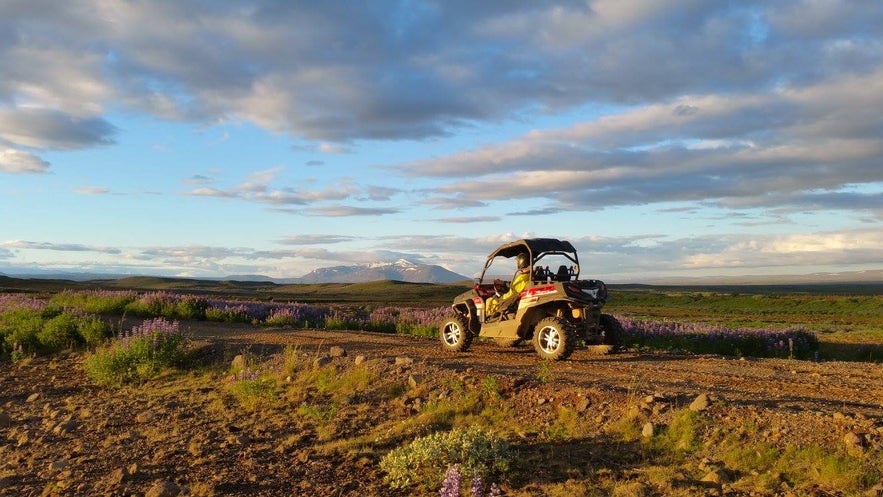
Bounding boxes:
[555,265,570,282]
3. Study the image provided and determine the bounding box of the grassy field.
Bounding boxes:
[3,275,881,361]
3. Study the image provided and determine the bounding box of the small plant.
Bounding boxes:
[227,368,277,412]
[535,360,555,384]
[380,426,511,491]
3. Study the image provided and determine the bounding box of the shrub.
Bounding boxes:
[84,318,190,386]
[76,315,112,346]
[380,426,511,491]
[37,313,79,352]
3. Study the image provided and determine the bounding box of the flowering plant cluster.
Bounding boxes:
[616,316,819,358]
[84,317,190,386]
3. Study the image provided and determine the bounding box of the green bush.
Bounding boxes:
[76,315,112,346]
[380,426,511,490]
[37,313,79,352]
[1,309,44,355]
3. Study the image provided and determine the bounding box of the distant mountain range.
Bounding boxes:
[287,259,469,284]
[0,259,470,284]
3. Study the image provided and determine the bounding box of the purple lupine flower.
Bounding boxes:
[471,472,484,497]
[439,464,461,497]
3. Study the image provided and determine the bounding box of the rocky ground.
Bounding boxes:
[1,321,881,496]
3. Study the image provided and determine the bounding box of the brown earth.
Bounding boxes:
[1,321,881,496]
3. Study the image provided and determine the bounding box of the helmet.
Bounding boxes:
[516,252,530,269]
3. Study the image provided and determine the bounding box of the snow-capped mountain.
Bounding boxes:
[291,259,468,284]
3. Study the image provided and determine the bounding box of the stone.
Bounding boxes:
[48,460,69,472]
[354,355,366,366]
[107,467,130,486]
[576,398,591,412]
[329,346,346,357]
[146,480,180,497]
[701,468,733,485]
[395,356,414,366]
[313,356,332,368]
[53,420,78,435]
[689,394,711,412]
[844,432,866,455]
[641,422,655,438]
[26,393,41,403]
[136,411,154,423]
[408,375,422,389]
[0,411,11,427]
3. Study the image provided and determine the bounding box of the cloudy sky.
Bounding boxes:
[1,0,882,282]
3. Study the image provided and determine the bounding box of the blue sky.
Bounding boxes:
[1,0,882,282]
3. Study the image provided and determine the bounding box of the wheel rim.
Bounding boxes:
[537,325,561,353]
[443,322,461,346]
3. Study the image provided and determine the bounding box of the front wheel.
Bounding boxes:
[533,317,576,360]
[440,315,473,352]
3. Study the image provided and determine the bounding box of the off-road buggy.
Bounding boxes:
[439,238,622,360]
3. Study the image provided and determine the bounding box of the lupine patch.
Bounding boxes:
[616,316,819,358]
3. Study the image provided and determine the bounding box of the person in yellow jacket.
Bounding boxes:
[486,252,531,317]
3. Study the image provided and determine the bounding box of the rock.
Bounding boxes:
[48,460,69,472]
[107,467,130,486]
[230,354,247,371]
[146,480,180,497]
[408,375,422,389]
[395,356,414,366]
[844,432,866,455]
[689,394,711,412]
[576,398,591,412]
[701,468,733,485]
[329,346,347,357]
[136,411,154,423]
[313,356,332,368]
[641,422,655,438]
[128,462,141,476]
[354,355,366,366]
[26,393,41,403]
[0,411,11,427]
[53,420,78,435]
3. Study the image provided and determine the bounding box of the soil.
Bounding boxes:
[1,321,881,496]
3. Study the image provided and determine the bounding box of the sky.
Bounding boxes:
[1,0,882,283]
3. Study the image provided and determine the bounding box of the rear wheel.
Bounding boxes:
[599,314,623,350]
[533,317,576,360]
[440,315,472,352]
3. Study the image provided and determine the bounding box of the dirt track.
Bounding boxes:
[197,324,883,419]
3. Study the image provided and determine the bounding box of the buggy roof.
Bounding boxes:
[488,238,576,259]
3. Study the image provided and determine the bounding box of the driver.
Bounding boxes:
[486,252,531,317]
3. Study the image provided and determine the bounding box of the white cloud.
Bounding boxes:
[73,186,110,195]
[0,149,50,174]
